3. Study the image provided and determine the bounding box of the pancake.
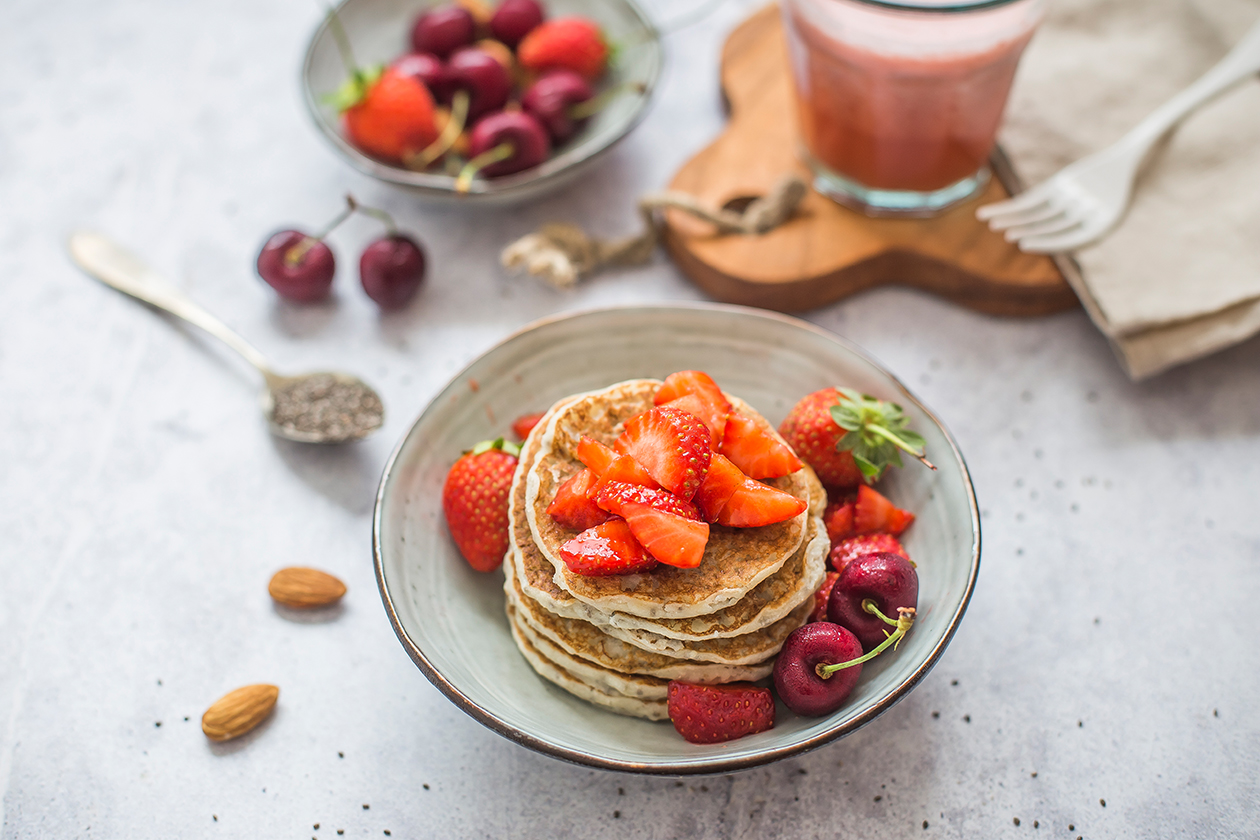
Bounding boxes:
[508,603,671,700]
[509,421,826,659]
[506,605,669,721]
[505,551,781,676]
[525,379,819,619]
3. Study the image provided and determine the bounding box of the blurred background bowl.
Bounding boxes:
[302,0,663,205]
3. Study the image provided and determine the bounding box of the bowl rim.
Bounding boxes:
[372,302,981,774]
[300,0,664,199]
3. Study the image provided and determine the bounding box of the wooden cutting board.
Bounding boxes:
[660,4,1080,316]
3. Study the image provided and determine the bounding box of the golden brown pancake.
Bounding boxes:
[525,380,819,619]
[506,604,669,721]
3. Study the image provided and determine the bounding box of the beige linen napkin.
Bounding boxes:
[1000,0,1260,379]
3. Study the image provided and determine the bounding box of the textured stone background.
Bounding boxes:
[1,0,1258,837]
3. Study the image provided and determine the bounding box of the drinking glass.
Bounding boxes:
[781,0,1044,215]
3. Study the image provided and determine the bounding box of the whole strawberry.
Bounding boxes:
[779,388,867,489]
[441,438,520,572]
[667,681,775,744]
[779,387,933,489]
[518,17,609,80]
[334,67,439,164]
[829,532,908,573]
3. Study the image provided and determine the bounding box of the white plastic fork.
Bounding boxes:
[977,18,1260,254]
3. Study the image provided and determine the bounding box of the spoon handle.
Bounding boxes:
[69,231,275,377]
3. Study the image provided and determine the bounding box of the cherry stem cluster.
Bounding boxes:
[284,194,397,266]
[814,604,916,680]
[408,90,471,171]
[455,143,515,193]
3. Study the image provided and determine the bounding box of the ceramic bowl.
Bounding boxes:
[302,0,663,205]
[373,304,980,774]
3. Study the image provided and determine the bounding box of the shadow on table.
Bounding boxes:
[269,435,379,515]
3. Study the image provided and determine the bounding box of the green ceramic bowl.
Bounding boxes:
[374,304,980,773]
[302,0,663,204]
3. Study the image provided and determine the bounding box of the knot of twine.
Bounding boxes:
[501,174,808,289]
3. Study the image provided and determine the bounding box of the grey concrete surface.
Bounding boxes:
[1,0,1258,837]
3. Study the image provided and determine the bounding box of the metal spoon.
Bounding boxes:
[68,231,384,444]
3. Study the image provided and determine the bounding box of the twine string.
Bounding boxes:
[500,174,807,288]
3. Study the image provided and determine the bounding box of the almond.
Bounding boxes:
[268,567,347,609]
[201,684,279,742]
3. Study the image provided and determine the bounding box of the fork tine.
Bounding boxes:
[1002,214,1082,243]
[985,199,1067,232]
[1016,225,1103,254]
[975,188,1051,221]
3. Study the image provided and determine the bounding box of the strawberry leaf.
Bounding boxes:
[322,64,383,112]
[828,388,934,477]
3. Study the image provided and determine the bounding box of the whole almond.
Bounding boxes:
[268,567,347,609]
[201,684,279,742]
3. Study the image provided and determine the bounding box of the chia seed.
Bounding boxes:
[270,374,383,441]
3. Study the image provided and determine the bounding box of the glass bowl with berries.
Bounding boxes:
[373,303,981,774]
[302,0,662,204]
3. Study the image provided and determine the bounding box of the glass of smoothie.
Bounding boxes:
[781,0,1044,216]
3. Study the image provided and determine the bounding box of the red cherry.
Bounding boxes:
[490,0,544,48]
[410,5,476,59]
[391,52,454,104]
[359,234,426,309]
[827,552,919,652]
[256,230,335,303]
[466,110,551,177]
[521,69,594,143]
[772,622,865,717]
[447,47,512,120]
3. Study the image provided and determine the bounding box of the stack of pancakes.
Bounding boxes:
[504,379,828,720]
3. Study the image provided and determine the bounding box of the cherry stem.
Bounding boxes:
[407,89,470,171]
[866,423,936,471]
[324,5,360,77]
[862,599,901,628]
[567,81,648,121]
[284,195,357,267]
[455,142,515,193]
[814,607,916,679]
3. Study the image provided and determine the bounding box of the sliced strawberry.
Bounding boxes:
[829,532,908,573]
[512,411,545,440]
[592,481,699,521]
[823,499,856,544]
[660,394,726,443]
[575,436,617,474]
[590,454,661,496]
[655,370,732,442]
[558,517,658,576]
[719,411,803,480]
[716,478,808,528]
[620,502,709,569]
[654,370,730,408]
[810,571,842,622]
[693,453,747,523]
[546,469,609,531]
[854,485,915,536]
[668,681,775,744]
[614,407,712,500]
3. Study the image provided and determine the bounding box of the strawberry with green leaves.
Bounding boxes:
[324,10,439,164]
[779,387,934,489]
[441,438,520,572]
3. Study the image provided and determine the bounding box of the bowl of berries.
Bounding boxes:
[373,304,981,773]
[302,0,662,203]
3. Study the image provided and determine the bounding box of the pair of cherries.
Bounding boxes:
[255,196,425,309]
[773,551,919,716]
